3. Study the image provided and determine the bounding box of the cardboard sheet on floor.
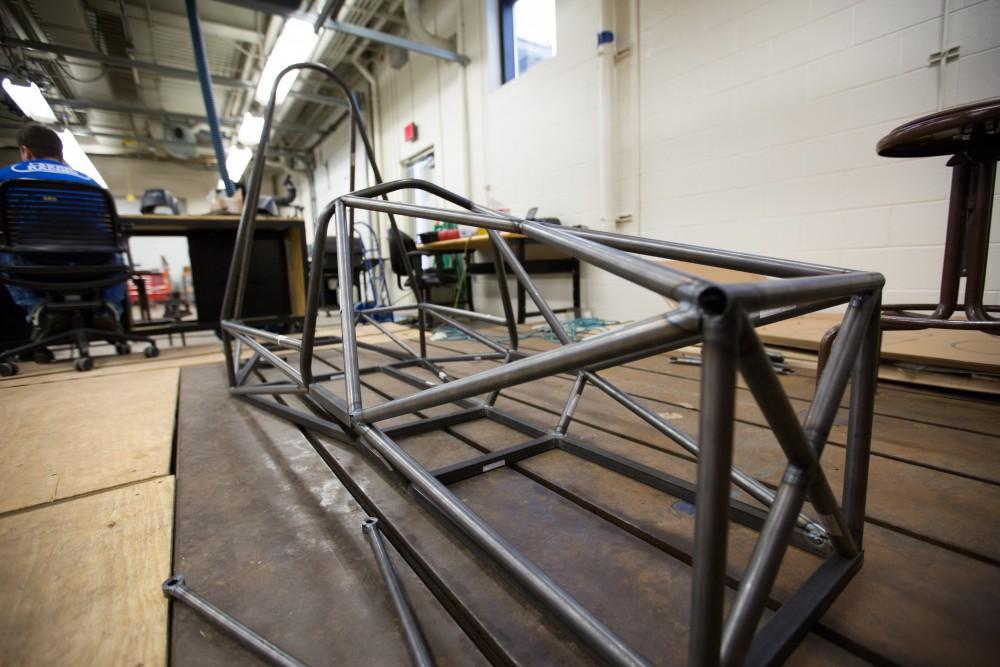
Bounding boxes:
[0,476,173,665]
[659,260,1000,375]
[0,367,178,514]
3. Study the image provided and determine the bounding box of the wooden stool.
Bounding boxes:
[818,98,1000,373]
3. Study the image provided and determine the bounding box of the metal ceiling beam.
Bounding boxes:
[0,36,350,108]
[217,0,470,64]
[43,96,315,134]
[87,0,262,44]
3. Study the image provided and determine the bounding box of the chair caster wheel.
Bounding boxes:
[0,361,18,377]
[74,357,94,372]
[144,346,160,358]
[115,343,132,355]
[33,348,55,364]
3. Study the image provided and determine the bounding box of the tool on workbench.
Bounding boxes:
[362,518,434,667]
[161,575,309,667]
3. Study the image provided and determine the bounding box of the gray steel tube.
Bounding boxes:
[842,293,881,546]
[162,575,308,667]
[419,303,508,326]
[341,196,520,233]
[231,332,302,386]
[724,272,883,314]
[222,320,304,349]
[361,518,434,667]
[335,200,364,414]
[520,221,705,301]
[720,470,807,666]
[358,309,700,423]
[689,314,738,667]
[355,425,650,667]
[554,374,587,435]
[736,315,858,556]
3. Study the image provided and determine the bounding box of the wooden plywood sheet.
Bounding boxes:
[0,368,178,514]
[0,476,173,666]
[757,312,1000,373]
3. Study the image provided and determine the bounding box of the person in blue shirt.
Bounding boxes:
[0,124,125,336]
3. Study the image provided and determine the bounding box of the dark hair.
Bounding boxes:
[16,124,63,160]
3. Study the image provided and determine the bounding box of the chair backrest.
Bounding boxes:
[0,179,122,255]
[387,227,418,279]
[322,235,365,274]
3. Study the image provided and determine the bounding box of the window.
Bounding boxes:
[501,0,557,83]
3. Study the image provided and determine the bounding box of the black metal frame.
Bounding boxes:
[217,62,883,667]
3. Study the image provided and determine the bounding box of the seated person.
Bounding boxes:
[0,124,125,338]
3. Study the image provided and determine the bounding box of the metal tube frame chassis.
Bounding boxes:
[218,62,883,667]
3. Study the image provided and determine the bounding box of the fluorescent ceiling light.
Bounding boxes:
[57,129,108,188]
[238,113,265,146]
[254,18,320,106]
[2,78,57,123]
[225,145,254,184]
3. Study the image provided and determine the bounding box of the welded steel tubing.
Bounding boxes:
[804,296,876,459]
[582,370,821,536]
[231,383,307,396]
[520,221,705,300]
[421,309,508,354]
[334,201,364,415]
[298,201,336,385]
[359,309,700,423]
[342,196,521,233]
[361,314,421,358]
[720,471,807,667]
[484,230,520,349]
[724,272,883,314]
[162,575,307,667]
[232,333,302,386]
[842,293,881,546]
[487,227,572,344]
[234,352,260,387]
[554,374,587,435]
[361,518,433,667]
[419,303,508,326]
[355,424,650,667]
[222,321,304,349]
[689,314,738,667]
[356,304,420,315]
[736,317,857,556]
[540,224,848,278]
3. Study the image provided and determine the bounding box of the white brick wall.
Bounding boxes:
[308,0,1000,320]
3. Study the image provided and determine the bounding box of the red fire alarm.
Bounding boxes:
[404,122,418,142]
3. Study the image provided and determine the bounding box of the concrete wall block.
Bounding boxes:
[955,47,1000,103]
[738,0,811,49]
[949,0,1000,56]
[808,31,901,98]
[770,6,854,71]
[853,0,943,44]
[848,66,939,127]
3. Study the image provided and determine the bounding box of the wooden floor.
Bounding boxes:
[1,321,998,665]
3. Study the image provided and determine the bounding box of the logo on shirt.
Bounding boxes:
[11,161,91,180]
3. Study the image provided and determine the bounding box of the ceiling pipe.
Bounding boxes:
[186,0,234,194]
[0,36,349,108]
[403,0,451,51]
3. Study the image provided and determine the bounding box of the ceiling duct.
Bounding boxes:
[162,122,198,159]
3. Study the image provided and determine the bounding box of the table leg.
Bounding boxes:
[572,259,581,319]
[929,155,973,319]
[963,159,997,323]
[516,238,526,324]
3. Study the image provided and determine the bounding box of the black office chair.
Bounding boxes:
[387,227,471,309]
[0,179,158,375]
[320,235,365,312]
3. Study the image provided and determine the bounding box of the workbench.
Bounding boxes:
[122,214,308,335]
[418,232,581,323]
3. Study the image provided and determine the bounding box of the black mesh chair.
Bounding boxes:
[388,227,472,309]
[320,235,365,313]
[0,179,158,375]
